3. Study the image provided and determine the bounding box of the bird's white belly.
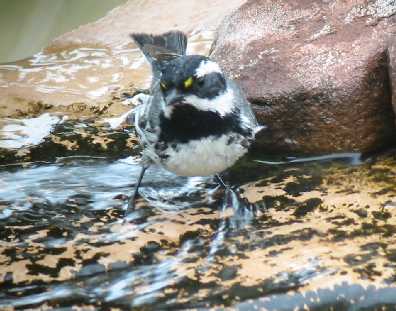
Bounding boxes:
[162,134,247,177]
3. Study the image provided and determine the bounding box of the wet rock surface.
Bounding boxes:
[0,0,244,118]
[1,154,396,309]
[212,0,396,153]
[0,112,137,165]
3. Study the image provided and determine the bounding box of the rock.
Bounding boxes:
[2,150,396,309]
[212,0,396,154]
[0,116,138,165]
[390,38,396,114]
[231,153,396,309]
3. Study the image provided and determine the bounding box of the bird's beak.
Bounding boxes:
[165,89,185,106]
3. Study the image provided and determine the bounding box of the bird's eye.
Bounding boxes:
[160,82,168,91]
[183,77,193,89]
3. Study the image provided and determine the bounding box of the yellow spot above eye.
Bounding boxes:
[184,77,193,89]
[160,82,167,90]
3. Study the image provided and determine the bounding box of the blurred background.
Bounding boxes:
[0,0,127,63]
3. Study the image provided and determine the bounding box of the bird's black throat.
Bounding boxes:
[159,104,249,143]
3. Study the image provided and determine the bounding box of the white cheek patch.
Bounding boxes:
[183,88,235,117]
[195,60,222,78]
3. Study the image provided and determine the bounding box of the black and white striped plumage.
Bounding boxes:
[127,31,262,209]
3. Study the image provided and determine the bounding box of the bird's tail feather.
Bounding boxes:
[131,31,187,65]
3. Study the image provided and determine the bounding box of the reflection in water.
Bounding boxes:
[206,189,259,263]
[235,282,396,310]
[255,152,362,166]
[0,155,396,309]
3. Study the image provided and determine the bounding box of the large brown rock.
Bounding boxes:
[390,38,396,114]
[212,0,396,154]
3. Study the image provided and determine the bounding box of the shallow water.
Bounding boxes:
[0,156,249,309]
[1,153,396,310]
[0,0,128,63]
[0,30,215,113]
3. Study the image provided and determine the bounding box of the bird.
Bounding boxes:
[127,30,264,212]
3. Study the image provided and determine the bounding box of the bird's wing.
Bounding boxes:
[227,79,262,132]
[132,87,165,164]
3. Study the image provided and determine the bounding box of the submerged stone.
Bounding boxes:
[0,154,395,309]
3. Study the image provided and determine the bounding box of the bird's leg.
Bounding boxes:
[127,165,148,213]
[216,174,236,211]
[215,174,228,189]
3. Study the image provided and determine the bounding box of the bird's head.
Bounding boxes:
[158,56,234,118]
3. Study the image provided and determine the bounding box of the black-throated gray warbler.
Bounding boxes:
[127,31,263,211]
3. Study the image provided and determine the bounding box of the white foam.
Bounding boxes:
[104,110,133,129]
[119,156,141,165]
[86,86,110,99]
[104,93,152,128]
[0,113,61,149]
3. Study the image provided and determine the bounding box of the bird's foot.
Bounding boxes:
[215,174,228,189]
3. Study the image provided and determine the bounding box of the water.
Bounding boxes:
[2,1,395,309]
[0,157,251,309]
[0,29,214,112]
[0,0,128,63]
[1,153,396,309]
